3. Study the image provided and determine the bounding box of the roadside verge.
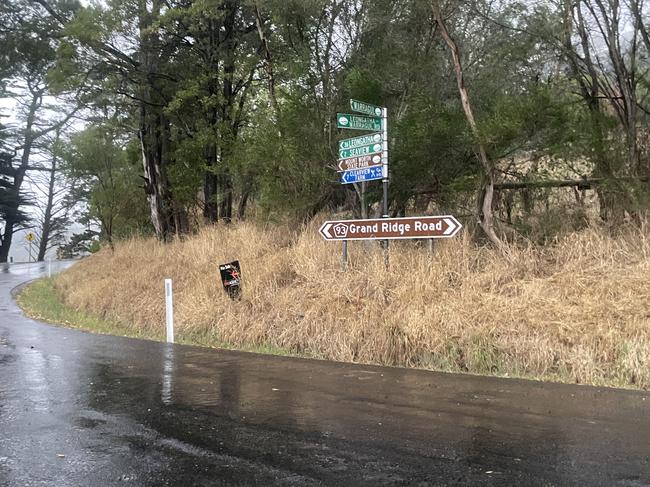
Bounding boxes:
[17,277,299,357]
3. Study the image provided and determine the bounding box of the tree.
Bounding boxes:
[519,0,650,220]
[26,0,648,244]
[0,151,32,251]
[430,2,501,245]
[159,0,262,223]
[62,123,151,247]
[0,0,77,262]
[26,131,72,261]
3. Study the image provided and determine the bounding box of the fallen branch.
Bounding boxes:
[413,176,649,194]
[493,176,649,191]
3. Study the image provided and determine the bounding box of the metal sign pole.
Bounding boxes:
[341,240,348,269]
[381,107,389,268]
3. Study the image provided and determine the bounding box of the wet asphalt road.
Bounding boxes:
[0,263,649,486]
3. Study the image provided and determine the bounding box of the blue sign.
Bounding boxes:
[340,166,383,185]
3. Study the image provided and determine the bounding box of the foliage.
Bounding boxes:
[62,123,152,244]
[56,228,100,258]
[0,0,648,255]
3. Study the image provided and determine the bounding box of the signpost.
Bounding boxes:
[336,113,382,131]
[337,153,382,172]
[26,232,35,263]
[319,216,463,241]
[332,99,463,268]
[379,106,389,266]
[340,166,383,184]
[336,99,391,267]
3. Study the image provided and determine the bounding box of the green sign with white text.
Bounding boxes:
[337,113,382,131]
[350,99,383,117]
[339,142,383,159]
[339,132,382,151]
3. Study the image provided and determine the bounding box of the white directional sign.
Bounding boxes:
[319,216,463,241]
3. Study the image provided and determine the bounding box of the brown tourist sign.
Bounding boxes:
[337,153,383,172]
[319,216,462,241]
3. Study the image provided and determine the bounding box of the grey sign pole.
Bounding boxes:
[381,107,389,268]
[341,240,348,269]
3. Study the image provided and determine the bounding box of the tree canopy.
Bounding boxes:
[0,0,648,255]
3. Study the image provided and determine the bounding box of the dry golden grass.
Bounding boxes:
[54,219,650,389]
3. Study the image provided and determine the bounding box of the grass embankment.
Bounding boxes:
[18,278,295,356]
[19,219,650,389]
[18,278,150,338]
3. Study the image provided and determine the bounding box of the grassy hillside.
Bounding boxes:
[50,219,650,389]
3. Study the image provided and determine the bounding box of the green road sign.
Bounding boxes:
[339,132,382,151]
[350,99,383,117]
[337,113,382,131]
[339,142,383,159]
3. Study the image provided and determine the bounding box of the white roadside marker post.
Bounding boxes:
[165,278,174,343]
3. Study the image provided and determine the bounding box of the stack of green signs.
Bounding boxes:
[336,100,385,184]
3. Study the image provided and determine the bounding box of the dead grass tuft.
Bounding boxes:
[55,218,650,388]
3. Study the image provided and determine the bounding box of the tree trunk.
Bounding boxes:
[218,170,233,222]
[237,190,250,221]
[0,91,40,262]
[139,112,175,241]
[353,182,368,219]
[0,214,16,263]
[216,0,237,225]
[432,4,501,247]
[37,152,57,261]
[203,143,219,222]
[138,0,176,241]
[254,3,279,115]
[570,2,629,221]
[587,0,640,171]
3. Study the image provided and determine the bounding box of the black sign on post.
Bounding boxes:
[219,260,241,300]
